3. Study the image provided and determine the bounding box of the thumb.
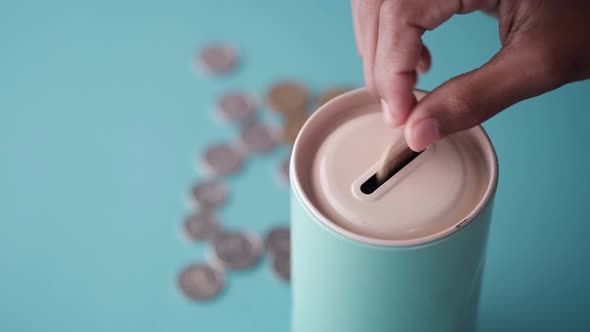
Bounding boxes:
[404,46,563,151]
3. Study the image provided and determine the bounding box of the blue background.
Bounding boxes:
[1,0,588,331]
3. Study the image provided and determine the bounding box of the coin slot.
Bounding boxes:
[360,150,421,195]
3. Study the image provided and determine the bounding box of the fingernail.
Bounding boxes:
[381,99,393,123]
[381,99,402,127]
[409,118,440,151]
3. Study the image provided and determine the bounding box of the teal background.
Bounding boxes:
[0,0,588,331]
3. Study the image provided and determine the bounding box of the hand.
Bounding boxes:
[351,0,590,151]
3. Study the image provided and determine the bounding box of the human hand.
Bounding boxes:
[351,0,590,151]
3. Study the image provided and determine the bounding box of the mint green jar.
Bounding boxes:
[290,89,499,332]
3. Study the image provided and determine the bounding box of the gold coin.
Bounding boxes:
[318,87,351,106]
[282,114,308,145]
[267,80,309,114]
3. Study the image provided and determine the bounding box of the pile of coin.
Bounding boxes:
[178,92,285,300]
[177,41,351,302]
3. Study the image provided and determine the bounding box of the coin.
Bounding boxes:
[318,87,350,106]
[264,226,290,257]
[282,114,308,145]
[196,43,238,75]
[267,80,308,114]
[190,179,228,208]
[182,211,220,241]
[201,143,243,177]
[276,157,290,186]
[177,263,224,300]
[211,231,262,270]
[216,90,256,125]
[271,253,290,281]
[376,131,416,183]
[239,123,278,155]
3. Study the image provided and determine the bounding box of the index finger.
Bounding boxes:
[374,0,498,127]
[351,0,363,56]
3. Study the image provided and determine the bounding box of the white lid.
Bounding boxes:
[291,89,498,246]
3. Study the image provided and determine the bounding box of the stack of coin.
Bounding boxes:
[182,42,355,301]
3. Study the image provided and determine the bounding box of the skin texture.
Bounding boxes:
[351,0,590,151]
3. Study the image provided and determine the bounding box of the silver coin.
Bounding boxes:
[239,123,278,155]
[201,143,243,177]
[264,225,290,257]
[216,91,257,125]
[271,253,290,282]
[182,211,219,241]
[196,43,238,75]
[276,157,290,186]
[177,263,224,300]
[190,180,228,208]
[211,231,262,270]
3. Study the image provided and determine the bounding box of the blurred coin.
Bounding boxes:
[276,157,290,186]
[216,90,256,125]
[271,253,290,282]
[201,143,243,177]
[178,263,224,300]
[196,43,238,75]
[282,115,308,145]
[211,231,262,270]
[239,123,278,155]
[318,87,350,106]
[264,225,290,257]
[267,80,308,114]
[190,180,228,208]
[182,211,220,241]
